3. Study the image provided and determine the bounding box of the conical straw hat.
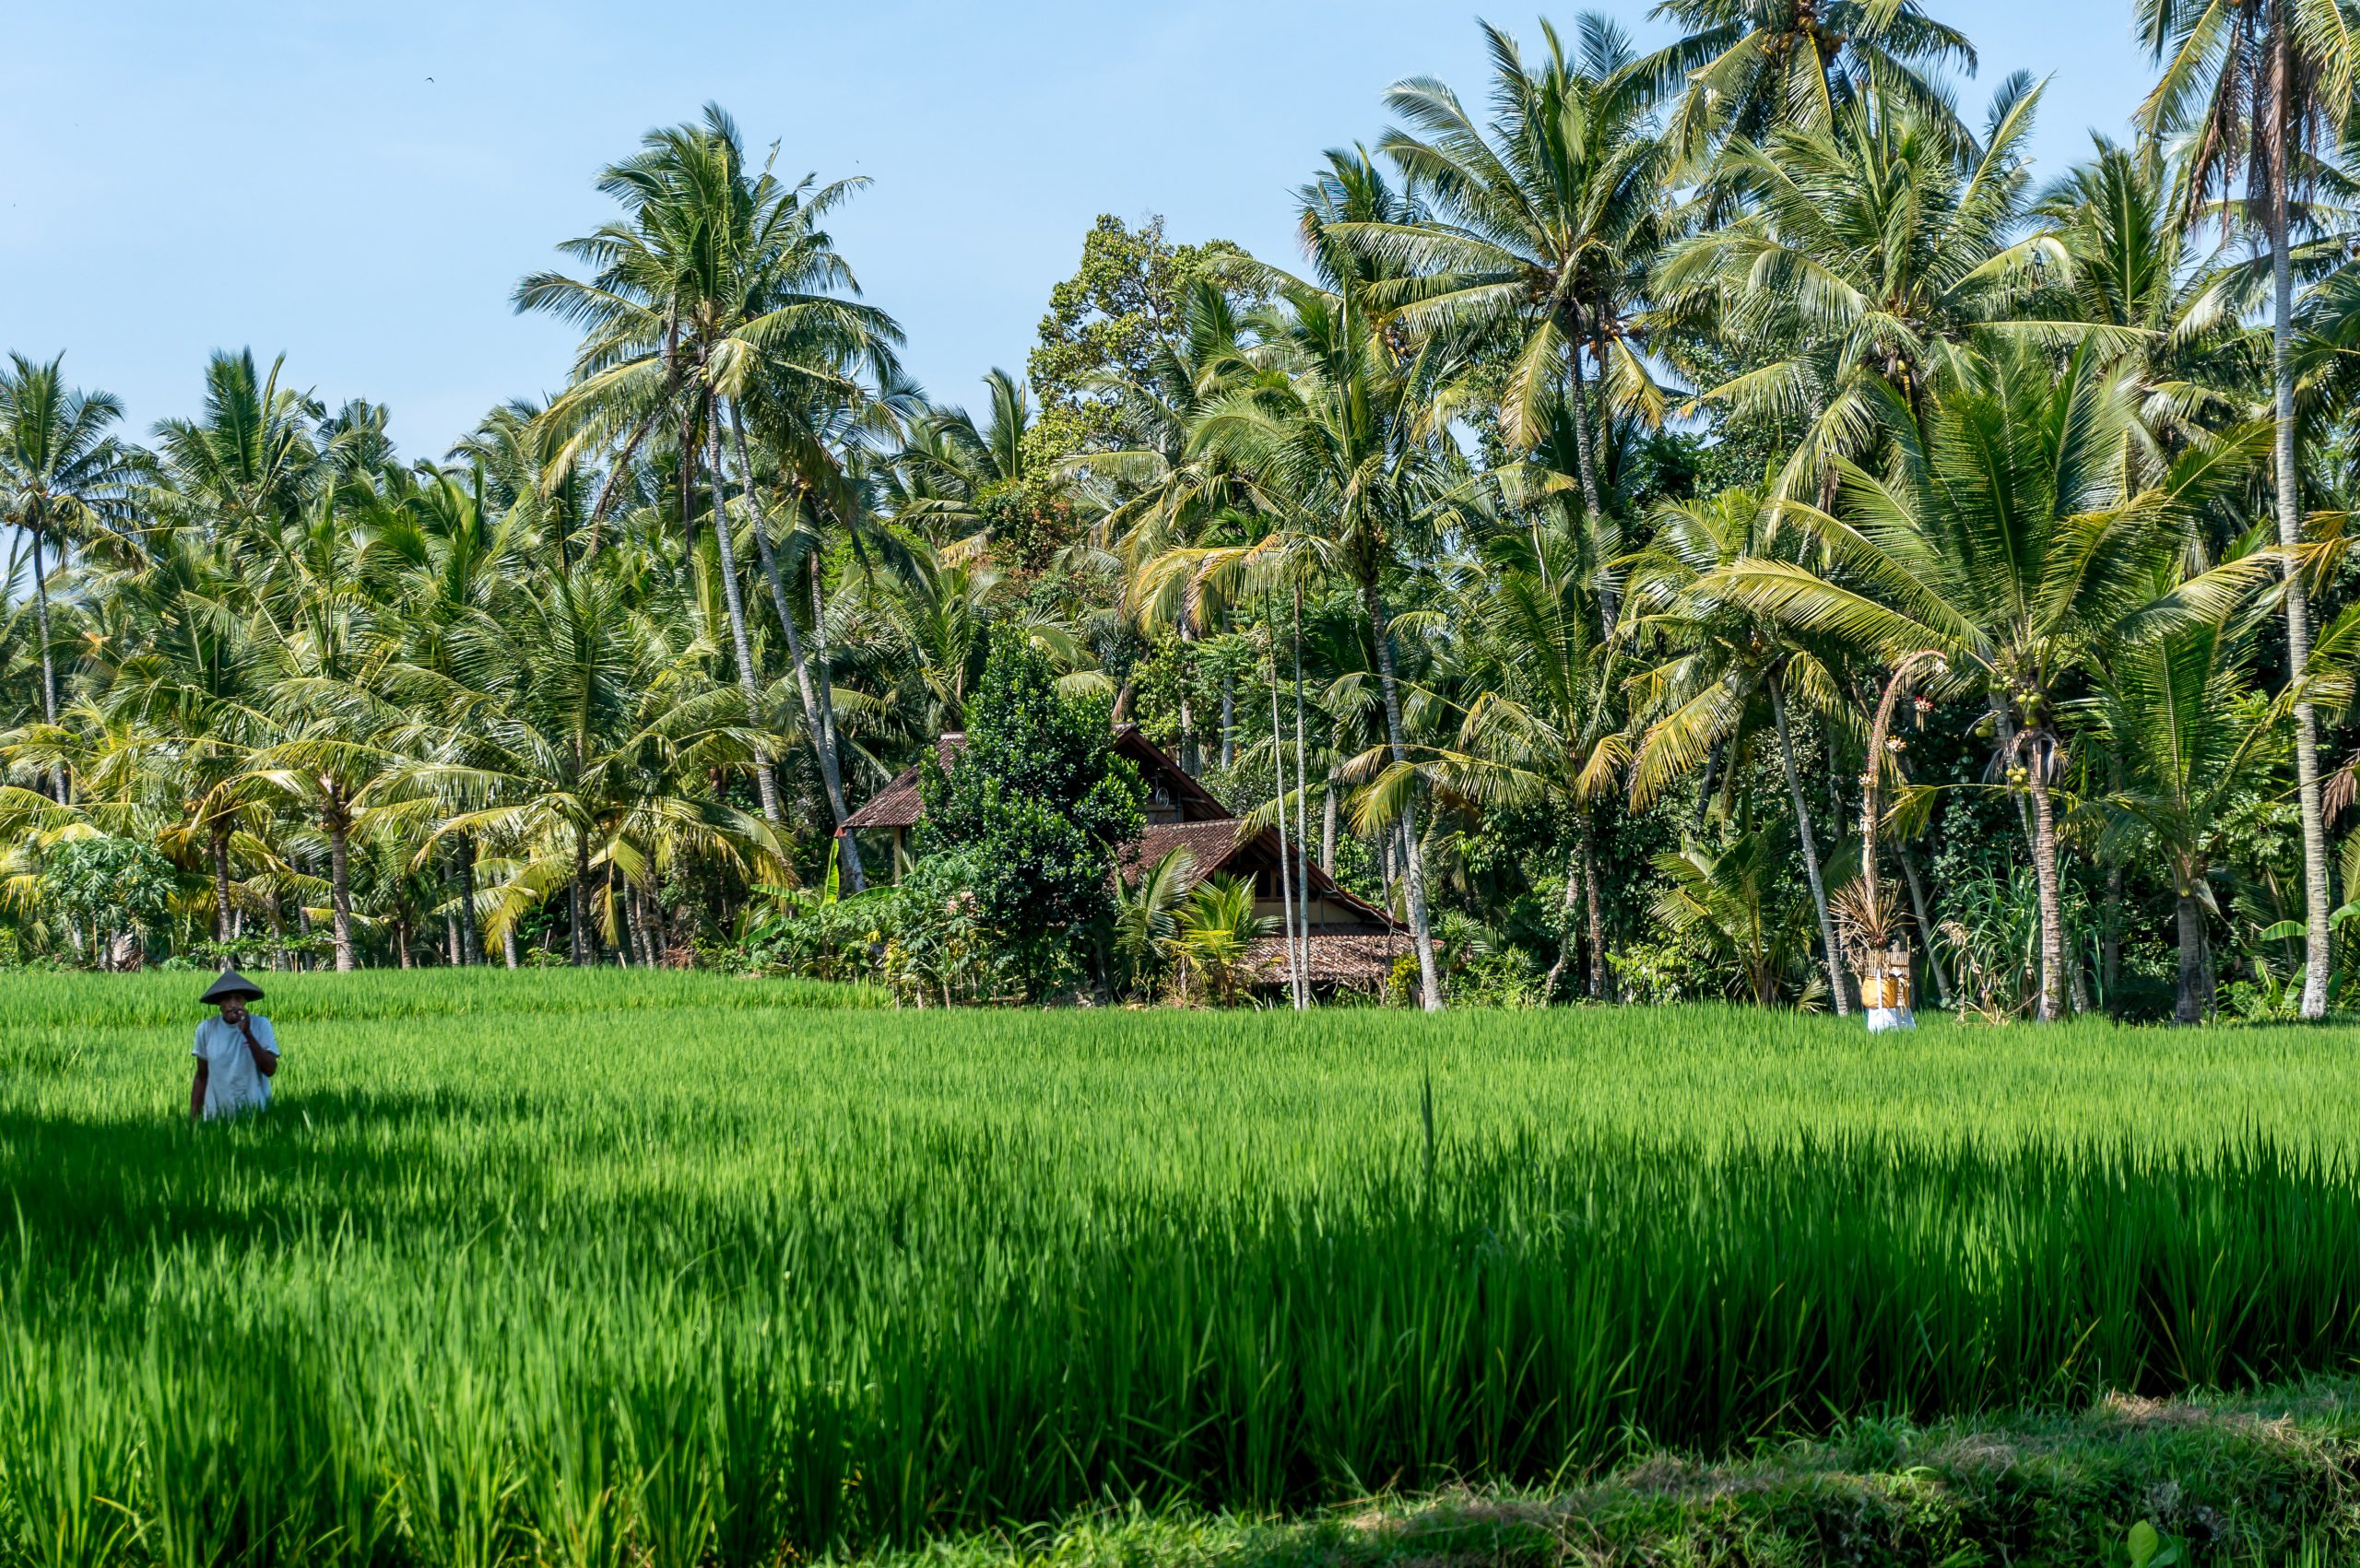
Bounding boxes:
[199,968,265,1005]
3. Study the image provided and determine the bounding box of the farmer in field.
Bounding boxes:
[191,969,280,1119]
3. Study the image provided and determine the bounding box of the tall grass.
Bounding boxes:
[1,973,2356,1563]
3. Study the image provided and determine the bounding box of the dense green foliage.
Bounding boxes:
[919,628,1142,993]
[6,973,2360,1563]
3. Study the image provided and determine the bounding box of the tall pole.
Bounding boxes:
[1268,622,1303,1008]
[1292,583,1314,1006]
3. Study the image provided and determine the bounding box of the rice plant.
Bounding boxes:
[2,971,2357,1563]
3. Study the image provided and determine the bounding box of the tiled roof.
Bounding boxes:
[1122,819,1250,883]
[1242,933,1422,990]
[838,736,964,831]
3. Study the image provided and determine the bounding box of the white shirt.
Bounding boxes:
[194,1015,279,1118]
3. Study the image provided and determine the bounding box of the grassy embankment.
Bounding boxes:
[4,971,2359,1564]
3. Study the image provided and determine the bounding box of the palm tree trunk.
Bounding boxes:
[457,831,481,965]
[2174,878,2209,1026]
[2025,765,2067,1022]
[702,401,785,829]
[1543,839,1581,1001]
[569,837,588,968]
[1564,323,1606,522]
[503,924,519,971]
[1321,777,1338,875]
[29,529,67,804]
[327,816,354,972]
[1221,650,1235,771]
[211,826,233,945]
[808,554,831,758]
[2102,859,2123,1006]
[726,406,865,890]
[1564,335,1616,641]
[1580,804,1609,1000]
[1363,581,1443,1011]
[1587,305,1623,631]
[1769,672,1849,1016]
[2271,169,2334,1018]
[1178,622,1198,772]
[1993,701,2035,839]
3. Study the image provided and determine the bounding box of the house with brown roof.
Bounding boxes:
[839,725,1413,991]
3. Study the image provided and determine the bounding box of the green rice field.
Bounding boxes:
[6,971,2360,1566]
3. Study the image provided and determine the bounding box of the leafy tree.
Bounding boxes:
[38,834,175,961]
[1027,216,1252,465]
[919,625,1142,996]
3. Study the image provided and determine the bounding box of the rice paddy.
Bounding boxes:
[5,971,2360,1566]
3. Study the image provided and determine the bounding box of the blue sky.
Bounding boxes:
[4,1,2153,459]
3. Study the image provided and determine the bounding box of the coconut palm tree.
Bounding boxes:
[419,560,777,965]
[1635,0,1976,163]
[1704,342,2271,1019]
[889,370,1038,543]
[1441,502,1627,1000]
[1189,277,1470,1011]
[519,104,903,845]
[447,399,591,570]
[2141,0,2360,1017]
[1622,483,1865,1012]
[235,489,406,972]
[1338,16,1676,546]
[1113,843,1197,999]
[2090,571,2279,1022]
[2036,136,2257,459]
[1169,873,1274,1005]
[0,354,134,804]
[147,349,327,549]
[1653,83,2085,499]
[79,530,277,942]
[1650,825,1820,1006]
